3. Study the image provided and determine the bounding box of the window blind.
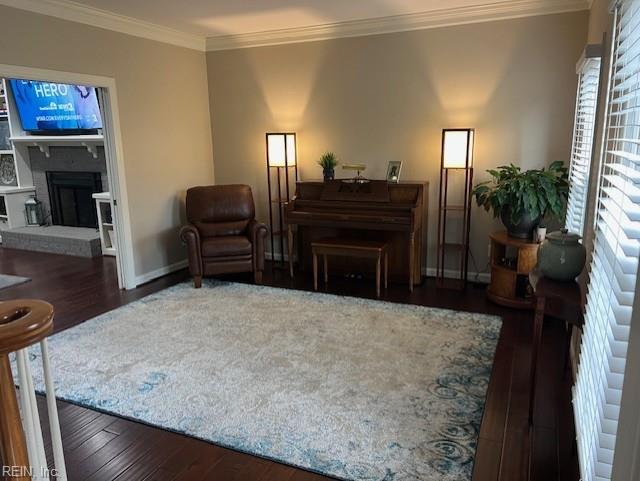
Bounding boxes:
[573,1,640,480]
[566,55,602,235]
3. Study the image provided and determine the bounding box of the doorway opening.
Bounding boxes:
[0,65,135,290]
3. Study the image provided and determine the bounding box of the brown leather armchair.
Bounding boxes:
[180,185,268,288]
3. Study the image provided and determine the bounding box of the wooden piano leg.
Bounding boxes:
[287,224,294,278]
[408,233,414,292]
[376,254,381,298]
[384,250,388,290]
[313,252,318,291]
[324,255,328,284]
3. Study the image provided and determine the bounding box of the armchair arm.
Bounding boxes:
[179,224,203,277]
[247,219,268,272]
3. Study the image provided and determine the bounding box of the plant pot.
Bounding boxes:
[537,229,586,281]
[500,206,540,239]
[323,168,335,181]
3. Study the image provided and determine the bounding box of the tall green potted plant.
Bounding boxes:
[472,161,569,238]
[318,152,338,181]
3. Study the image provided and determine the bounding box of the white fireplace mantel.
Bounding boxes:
[10,135,104,159]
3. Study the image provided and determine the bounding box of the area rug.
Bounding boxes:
[18,280,501,481]
[0,273,31,290]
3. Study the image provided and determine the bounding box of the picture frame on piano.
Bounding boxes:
[386,161,402,183]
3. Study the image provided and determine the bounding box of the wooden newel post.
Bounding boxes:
[0,354,30,480]
[0,300,56,481]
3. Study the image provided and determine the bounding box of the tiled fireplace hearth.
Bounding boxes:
[2,225,101,257]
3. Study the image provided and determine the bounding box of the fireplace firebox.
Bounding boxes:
[46,171,102,228]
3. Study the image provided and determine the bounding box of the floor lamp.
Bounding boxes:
[436,128,474,289]
[266,132,297,267]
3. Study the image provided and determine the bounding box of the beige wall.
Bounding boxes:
[588,0,612,44]
[0,5,214,281]
[207,11,588,275]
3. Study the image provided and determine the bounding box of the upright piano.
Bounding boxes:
[284,180,428,291]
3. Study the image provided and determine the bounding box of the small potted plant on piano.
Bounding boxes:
[318,152,338,181]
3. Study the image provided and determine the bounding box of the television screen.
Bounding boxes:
[9,79,103,133]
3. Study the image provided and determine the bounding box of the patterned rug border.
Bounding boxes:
[27,280,503,480]
[46,392,350,480]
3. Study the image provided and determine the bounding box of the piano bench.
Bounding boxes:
[311,238,388,298]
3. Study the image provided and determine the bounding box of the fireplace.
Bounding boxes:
[46,171,102,228]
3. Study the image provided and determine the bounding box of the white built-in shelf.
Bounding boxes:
[10,134,104,159]
[0,185,35,194]
[0,150,13,155]
[92,192,116,256]
[91,191,111,201]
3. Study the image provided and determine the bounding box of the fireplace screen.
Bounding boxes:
[46,171,102,228]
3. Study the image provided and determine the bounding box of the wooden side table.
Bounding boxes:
[528,272,584,425]
[487,231,539,309]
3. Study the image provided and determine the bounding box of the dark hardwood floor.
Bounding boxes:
[0,247,579,481]
[0,248,186,333]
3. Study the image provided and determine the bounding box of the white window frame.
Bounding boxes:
[566,45,603,236]
[573,1,640,480]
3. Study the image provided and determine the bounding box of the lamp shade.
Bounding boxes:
[266,132,296,167]
[442,129,474,169]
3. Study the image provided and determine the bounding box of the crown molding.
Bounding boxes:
[0,0,206,51]
[206,0,590,51]
[0,0,589,53]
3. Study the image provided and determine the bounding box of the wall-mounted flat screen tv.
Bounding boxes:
[9,79,103,134]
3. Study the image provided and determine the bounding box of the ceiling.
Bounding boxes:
[2,0,590,50]
[47,0,586,36]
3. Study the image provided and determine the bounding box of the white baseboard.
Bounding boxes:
[134,259,188,287]
[424,267,490,284]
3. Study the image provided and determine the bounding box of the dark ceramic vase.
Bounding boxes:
[500,206,540,239]
[537,229,587,281]
[323,168,335,181]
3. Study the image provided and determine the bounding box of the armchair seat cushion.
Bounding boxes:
[202,236,252,258]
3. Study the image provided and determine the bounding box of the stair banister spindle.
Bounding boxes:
[0,300,66,481]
